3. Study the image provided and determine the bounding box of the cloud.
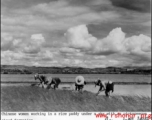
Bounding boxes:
[1,48,54,66]
[124,34,151,53]
[1,0,120,34]
[65,25,126,54]
[1,33,13,50]
[92,27,126,55]
[1,50,24,65]
[22,34,45,54]
[1,0,55,9]
[1,51,23,60]
[65,25,97,50]
[36,49,53,61]
[94,55,106,59]
[31,1,89,17]
[124,34,151,61]
[110,0,150,13]
[59,47,80,53]
[1,32,45,55]
[1,32,23,51]
[57,58,84,67]
[65,24,151,60]
[1,0,151,67]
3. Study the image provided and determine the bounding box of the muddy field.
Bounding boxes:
[1,74,151,111]
[1,85,151,111]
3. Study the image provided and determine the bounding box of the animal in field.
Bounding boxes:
[95,79,114,97]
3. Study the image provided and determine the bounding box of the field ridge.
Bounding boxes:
[1,86,151,111]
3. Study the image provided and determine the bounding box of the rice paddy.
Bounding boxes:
[1,85,151,111]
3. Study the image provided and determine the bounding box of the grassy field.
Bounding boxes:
[1,86,151,111]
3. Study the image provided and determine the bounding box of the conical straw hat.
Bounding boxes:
[75,75,85,85]
[109,81,113,84]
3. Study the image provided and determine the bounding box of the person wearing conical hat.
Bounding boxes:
[75,75,86,92]
[95,79,114,97]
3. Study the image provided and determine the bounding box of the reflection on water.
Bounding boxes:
[1,74,151,83]
[1,84,151,98]
[59,84,151,97]
[1,74,151,99]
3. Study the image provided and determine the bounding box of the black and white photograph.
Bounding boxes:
[1,0,151,114]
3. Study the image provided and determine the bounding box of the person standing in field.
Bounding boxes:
[34,73,61,89]
[75,75,86,92]
[95,79,114,97]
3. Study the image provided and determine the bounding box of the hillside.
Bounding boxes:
[1,65,151,74]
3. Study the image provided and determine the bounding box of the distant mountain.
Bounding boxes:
[1,65,151,74]
[123,66,151,70]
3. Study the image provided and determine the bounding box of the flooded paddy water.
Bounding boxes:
[1,74,151,97]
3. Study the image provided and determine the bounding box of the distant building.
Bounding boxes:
[127,68,135,71]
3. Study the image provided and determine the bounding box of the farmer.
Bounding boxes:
[34,73,61,89]
[34,73,47,88]
[47,77,61,90]
[95,79,114,97]
[75,75,86,92]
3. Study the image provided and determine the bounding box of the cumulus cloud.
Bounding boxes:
[1,50,24,65]
[1,48,54,66]
[1,33,23,51]
[57,58,84,67]
[65,25,97,50]
[124,34,151,53]
[65,25,151,60]
[93,27,126,55]
[36,49,53,61]
[94,55,106,59]
[124,34,151,61]
[22,34,45,54]
[13,39,22,46]
[1,50,23,60]
[1,33,13,50]
[59,47,80,53]
[1,33,13,43]
[74,59,83,65]
[1,33,45,54]
[1,0,151,67]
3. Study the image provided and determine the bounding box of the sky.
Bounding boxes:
[1,0,151,68]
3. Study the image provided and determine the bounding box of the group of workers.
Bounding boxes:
[34,73,114,97]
